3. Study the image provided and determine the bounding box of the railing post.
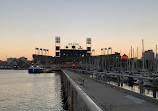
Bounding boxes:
[70,90,74,111]
[120,75,123,87]
[139,78,144,94]
[117,75,121,86]
[153,87,157,98]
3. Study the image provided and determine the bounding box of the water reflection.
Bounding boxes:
[0,70,64,111]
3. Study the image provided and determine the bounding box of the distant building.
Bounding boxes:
[6,57,30,69]
[82,52,121,71]
[55,49,90,68]
[7,58,16,64]
[143,50,154,61]
[33,49,90,69]
[32,55,55,65]
[156,54,158,59]
[60,49,90,58]
[122,54,128,59]
[19,57,27,62]
[0,60,8,69]
[142,50,154,70]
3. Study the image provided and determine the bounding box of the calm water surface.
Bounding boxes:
[0,70,64,111]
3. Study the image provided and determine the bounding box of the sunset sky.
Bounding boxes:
[0,0,158,60]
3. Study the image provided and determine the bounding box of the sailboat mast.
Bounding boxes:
[142,39,144,70]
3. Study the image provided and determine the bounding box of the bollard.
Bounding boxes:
[117,76,121,86]
[153,87,157,98]
[82,77,85,86]
[120,76,123,87]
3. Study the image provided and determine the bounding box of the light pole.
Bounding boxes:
[43,49,46,55]
[101,48,103,55]
[104,48,107,55]
[40,48,43,55]
[35,48,38,55]
[108,47,112,54]
[47,49,49,56]
[92,49,95,56]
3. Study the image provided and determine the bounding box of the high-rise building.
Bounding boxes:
[156,54,158,59]
[143,50,154,61]
[142,50,154,69]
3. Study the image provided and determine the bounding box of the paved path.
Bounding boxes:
[63,69,158,111]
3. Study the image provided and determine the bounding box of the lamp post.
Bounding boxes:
[35,48,39,55]
[108,47,112,55]
[92,49,95,56]
[104,48,107,55]
[101,48,103,55]
[47,49,49,56]
[43,49,46,55]
[40,48,43,55]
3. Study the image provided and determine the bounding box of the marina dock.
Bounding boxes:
[62,69,158,111]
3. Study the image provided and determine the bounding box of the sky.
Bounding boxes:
[0,0,158,60]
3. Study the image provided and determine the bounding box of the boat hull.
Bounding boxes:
[28,68,43,73]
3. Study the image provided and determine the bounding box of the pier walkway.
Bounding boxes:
[62,69,158,111]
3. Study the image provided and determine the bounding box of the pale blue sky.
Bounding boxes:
[0,0,158,60]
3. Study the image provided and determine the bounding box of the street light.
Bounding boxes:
[47,49,49,56]
[101,48,103,55]
[39,48,43,55]
[104,48,107,55]
[92,49,95,56]
[35,48,39,55]
[108,47,112,55]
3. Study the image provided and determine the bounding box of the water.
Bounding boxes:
[0,70,64,111]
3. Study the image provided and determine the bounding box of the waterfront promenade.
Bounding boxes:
[63,69,158,111]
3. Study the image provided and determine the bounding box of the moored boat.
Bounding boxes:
[28,65,43,73]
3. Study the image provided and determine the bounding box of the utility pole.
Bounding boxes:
[101,48,103,55]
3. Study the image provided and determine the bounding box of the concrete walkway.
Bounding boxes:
[63,69,158,111]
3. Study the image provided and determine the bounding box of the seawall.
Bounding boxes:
[61,69,103,111]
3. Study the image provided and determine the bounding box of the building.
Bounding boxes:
[142,50,155,70]
[53,37,92,67]
[121,54,128,71]
[32,54,55,65]
[5,57,30,69]
[82,52,121,71]
[19,57,27,62]
[60,49,90,58]
[55,49,90,68]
